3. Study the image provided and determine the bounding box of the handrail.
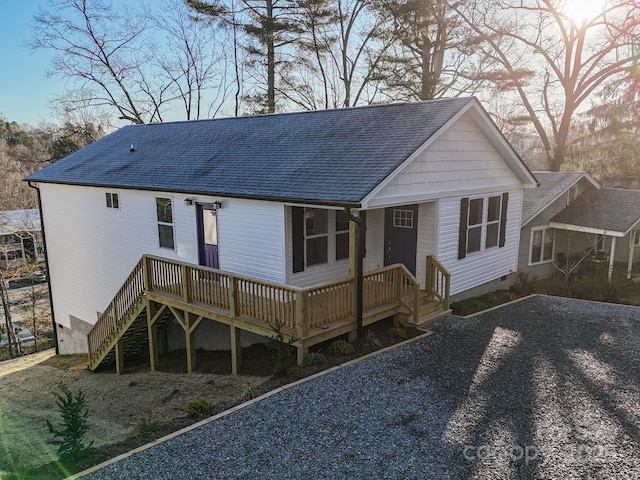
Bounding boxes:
[87,258,145,366]
[426,255,450,310]
[87,255,431,369]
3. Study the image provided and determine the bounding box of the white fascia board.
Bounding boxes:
[361,99,536,210]
[363,182,524,209]
[549,222,625,237]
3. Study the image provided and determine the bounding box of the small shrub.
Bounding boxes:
[46,383,93,461]
[363,330,382,348]
[303,351,327,367]
[185,399,212,418]
[328,339,355,356]
[265,320,297,376]
[238,384,262,401]
[133,418,163,442]
[387,327,407,339]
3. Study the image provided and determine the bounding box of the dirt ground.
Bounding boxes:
[0,350,267,473]
[0,317,421,478]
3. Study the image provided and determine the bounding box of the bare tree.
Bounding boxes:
[455,0,640,171]
[279,0,396,110]
[32,0,234,124]
[374,0,481,101]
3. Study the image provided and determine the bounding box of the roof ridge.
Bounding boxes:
[128,97,476,128]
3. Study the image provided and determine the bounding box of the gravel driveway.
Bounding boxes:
[82,295,640,479]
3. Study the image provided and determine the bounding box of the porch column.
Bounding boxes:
[608,236,617,283]
[628,232,636,280]
[346,208,364,339]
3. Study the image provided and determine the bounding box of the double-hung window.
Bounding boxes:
[292,207,352,272]
[458,193,508,259]
[106,192,119,209]
[156,197,175,249]
[530,227,554,264]
[304,208,328,266]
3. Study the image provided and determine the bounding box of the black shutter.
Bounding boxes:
[458,198,469,259]
[499,192,509,247]
[292,207,304,273]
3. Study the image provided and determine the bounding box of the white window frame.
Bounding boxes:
[156,197,175,250]
[485,195,503,249]
[464,194,503,255]
[529,227,555,265]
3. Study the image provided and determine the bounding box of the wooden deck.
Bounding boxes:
[87,255,450,373]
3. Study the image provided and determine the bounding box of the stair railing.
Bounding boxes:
[426,255,450,310]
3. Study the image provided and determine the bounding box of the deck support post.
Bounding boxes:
[297,346,308,366]
[115,339,124,374]
[608,237,617,283]
[185,311,197,373]
[146,299,159,372]
[230,325,241,375]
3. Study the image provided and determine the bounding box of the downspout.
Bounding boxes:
[28,181,58,354]
[345,207,364,338]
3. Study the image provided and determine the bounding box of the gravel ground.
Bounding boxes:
[83,295,640,480]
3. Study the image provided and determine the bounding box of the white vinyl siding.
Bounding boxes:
[416,202,437,288]
[437,190,522,295]
[364,209,385,272]
[39,184,286,335]
[366,113,523,208]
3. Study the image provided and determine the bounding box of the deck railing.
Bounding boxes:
[426,255,451,310]
[88,255,435,368]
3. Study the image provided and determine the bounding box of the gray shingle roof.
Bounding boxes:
[551,188,640,235]
[26,98,477,205]
[521,171,588,225]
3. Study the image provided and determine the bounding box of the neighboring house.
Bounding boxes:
[0,209,44,271]
[26,97,537,371]
[520,171,640,281]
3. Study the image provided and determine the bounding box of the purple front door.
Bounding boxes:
[384,204,418,275]
[197,203,219,269]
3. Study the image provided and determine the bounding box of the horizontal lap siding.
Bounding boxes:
[40,185,285,329]
[219,199,286,284]
[437,191,523,295]
[368,114,522,205]
[416,202,436,288]
[364,208,384,272]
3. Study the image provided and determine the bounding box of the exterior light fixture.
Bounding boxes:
[184,198,194,206]
[213,200,223,209]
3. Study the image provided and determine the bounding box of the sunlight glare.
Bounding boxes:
[561,0,607,24]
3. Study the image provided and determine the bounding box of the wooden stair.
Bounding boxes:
[397,290,451,328]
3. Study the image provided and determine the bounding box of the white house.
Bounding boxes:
[0,209,44,271]
[26,97,537,371]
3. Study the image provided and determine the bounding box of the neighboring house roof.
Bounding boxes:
[0,209,41,236]
[521,171,599,226]
[550,188,640,236]
[26,97,535,207]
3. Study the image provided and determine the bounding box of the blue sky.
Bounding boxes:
[0,1,61,126]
